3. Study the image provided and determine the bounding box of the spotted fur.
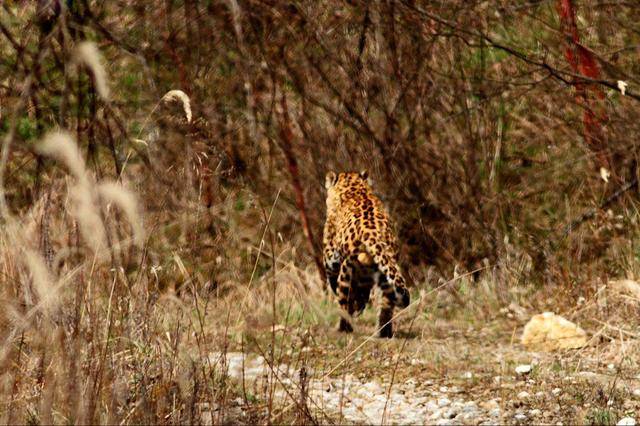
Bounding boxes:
[322,170,410,338]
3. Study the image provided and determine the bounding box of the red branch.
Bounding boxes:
[557,0,608,169]
[277,94,327,286]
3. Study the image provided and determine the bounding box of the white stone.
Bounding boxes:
[438,397,451,407]
[617,418,636,426]
[517,391,530,399]
[633,389,640,398]
[429,409,444,420]
[462,371,473,379]
[425,400,439,411]
[461,402,478,413]
[577,371,598,379]
[459,413,477,422]
[529,409,541,416]
[552,388,562,396]
[515,412,527,421]
[515,364,532,375]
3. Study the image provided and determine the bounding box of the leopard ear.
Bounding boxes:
[359,169,373,186]
[325,171,337,189]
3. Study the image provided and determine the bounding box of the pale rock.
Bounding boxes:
[451,401,464,410]
[208,352,266,381]
[459,412,477,422]
[515,412,527,421]
[515,364,532,375]
[529,409,541,416]
[617,417,636,426]
[517,391,530,399]
[633,389,640,398]
[461,401,478,413]
[481,399,500,410]
[429,409,444,420]
[425,400,439,411]
[438,397,451,407]
[577,371,598,379]
[552,388,562,396]
[521,312,588,351]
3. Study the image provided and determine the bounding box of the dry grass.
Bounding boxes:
[2,2,640,425]
[2,184,639,424]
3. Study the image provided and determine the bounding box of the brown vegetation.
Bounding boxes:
[1,0,640,424]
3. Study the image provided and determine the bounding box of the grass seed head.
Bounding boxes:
[38,131,87,182]
[69,182,108,254]
[24,250,58,315]
[98,181,145,247]
[75,41,109,100]
[162,90,192,123]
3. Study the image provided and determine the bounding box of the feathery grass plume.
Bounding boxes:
[24,250,58,316]
[98,182,145,247]
[37,131,107,253]
[69,182,108,254]
[75,41,109,100]
[37,131,87,182]
[162,90,192,123]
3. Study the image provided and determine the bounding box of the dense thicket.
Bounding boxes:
[2,1,640,285]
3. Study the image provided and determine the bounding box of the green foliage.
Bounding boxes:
[17,117,37,140]
[587,409,615,426]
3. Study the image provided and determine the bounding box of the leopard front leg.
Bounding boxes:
[336,256,357,333]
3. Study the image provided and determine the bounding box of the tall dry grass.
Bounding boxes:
[1,2,640,424]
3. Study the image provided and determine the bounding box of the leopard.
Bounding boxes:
[322,170,410,338]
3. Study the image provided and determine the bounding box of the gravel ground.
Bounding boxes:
[203,348,640,425]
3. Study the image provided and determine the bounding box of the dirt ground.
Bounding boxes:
[205,287,640,425]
